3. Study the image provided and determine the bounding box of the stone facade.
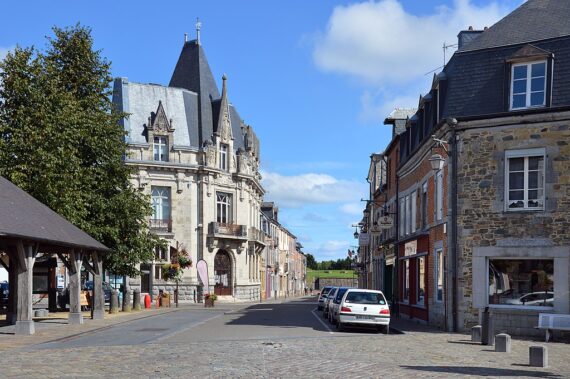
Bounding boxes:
[449,113,570,334]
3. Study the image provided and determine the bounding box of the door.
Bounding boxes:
[214,250,232,296]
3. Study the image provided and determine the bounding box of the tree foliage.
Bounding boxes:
[315,258,353,271]
[305,253,318,270]
[0,24,163,276]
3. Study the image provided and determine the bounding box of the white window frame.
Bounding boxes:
[153,136,168,162]
[435,170,443,221]
[219,143,228,171]
[417,256,425,305]
[411,190,417,233]
[216,192,233,224]
[405,195,411,235]
[435,249,444,302]
[421,182,428,230]
[399,197,405,237]
[151,186,171,221]
[510,60,547,110]
[504,148,545,212]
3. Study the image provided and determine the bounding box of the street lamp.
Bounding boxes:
[430,134,450,172]
[353,227,359,239]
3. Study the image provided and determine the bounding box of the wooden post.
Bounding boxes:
[15,241,37,335]
[6,252,17,324]
[68,250,84,325]
[91,252,105,320]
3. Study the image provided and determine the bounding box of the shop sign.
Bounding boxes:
[404,241,417,257]
[378,216,394,229]
[358,233,370,246]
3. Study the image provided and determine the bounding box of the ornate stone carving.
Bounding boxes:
[203,140,216,168]
[149,101,174,133]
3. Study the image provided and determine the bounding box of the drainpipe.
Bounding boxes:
[447,117,459,332]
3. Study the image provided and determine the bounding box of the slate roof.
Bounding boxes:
[460,0,570,52]
[0,177,109,251]
[113,39,254,153]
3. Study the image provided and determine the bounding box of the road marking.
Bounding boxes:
[311,307,334,335]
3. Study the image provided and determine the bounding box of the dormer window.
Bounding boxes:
[510,61,546,110]
[153,136,168,162]
[219,143,228,171]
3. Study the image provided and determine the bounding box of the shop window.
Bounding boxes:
[403,259,410,302]
[417,256,425,305]
[435,249,444,302]
[488,259,553,307]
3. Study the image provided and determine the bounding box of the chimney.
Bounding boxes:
[457,26,484,49]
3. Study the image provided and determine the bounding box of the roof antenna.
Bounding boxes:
[196,18,202,45]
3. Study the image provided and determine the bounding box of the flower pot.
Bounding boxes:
[204,298,215,308]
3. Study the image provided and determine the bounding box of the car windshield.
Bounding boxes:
[345,291,386,305]
[322,287,332,296]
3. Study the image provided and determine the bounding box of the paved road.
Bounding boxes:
[0,297,569,378]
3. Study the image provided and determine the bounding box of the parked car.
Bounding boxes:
[504,291,553,306]
[323,287,338,318]
[317,286,334,311]
[336,289,390,334]
[328,286,352,324]
[0,281,8,307]
[58,281,112,310]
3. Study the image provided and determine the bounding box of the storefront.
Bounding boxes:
[398,236,429,322]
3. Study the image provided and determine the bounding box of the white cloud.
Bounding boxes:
[302,212,327,222]
[313,0,509,85]
[0,47,11,61]
[359,89,420,123]
[313,239,351,260]
[339,202,364,216]
[262,171,366,208]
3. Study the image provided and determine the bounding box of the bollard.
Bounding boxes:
[529,346,548,367]
[144,293,151,309]
[110,291,119,314]
[133,289,141,311]
[193,289,196,303]
[495,333,511,353]
[122,290,132,312]
[471,325,482,343]
[481,307,494,345]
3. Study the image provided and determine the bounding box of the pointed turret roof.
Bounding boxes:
[215,74,232,139]
[169,40,220,146]
[460,0,570,52]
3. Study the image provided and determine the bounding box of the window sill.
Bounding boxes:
[488,304,554,311]
[504,208,545,213]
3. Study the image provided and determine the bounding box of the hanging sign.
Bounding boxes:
[358,233,370,246]
[378,216,394,229]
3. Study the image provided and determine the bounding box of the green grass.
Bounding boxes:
[306,269,355,286]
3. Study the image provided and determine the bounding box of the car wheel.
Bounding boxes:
[336,321,344,332]
[382,325,389,334]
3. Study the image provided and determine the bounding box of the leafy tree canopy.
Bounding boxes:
[0,24,163,276]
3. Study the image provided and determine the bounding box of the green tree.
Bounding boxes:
[305,253,317,270]
[0,24,163,277]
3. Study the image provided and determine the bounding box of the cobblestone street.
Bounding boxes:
[0,298,569,378]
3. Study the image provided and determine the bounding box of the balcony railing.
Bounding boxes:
[248,227,266,245]
[149,218,172,233]
[208,222,247,238]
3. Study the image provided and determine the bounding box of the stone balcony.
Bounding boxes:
[208,222,248,240]
[149,218,172,233]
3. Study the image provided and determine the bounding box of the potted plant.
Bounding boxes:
[204,293,217,308]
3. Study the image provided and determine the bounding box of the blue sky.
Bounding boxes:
[0,0,522,261]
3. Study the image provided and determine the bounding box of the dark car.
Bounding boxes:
[58,281,112,310]
[0,282,8,307]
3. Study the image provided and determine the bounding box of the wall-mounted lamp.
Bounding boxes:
[430,135,450,172]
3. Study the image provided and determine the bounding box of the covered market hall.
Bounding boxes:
[0,176,109,335]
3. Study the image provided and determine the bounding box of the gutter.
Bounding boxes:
[449,118,459,332]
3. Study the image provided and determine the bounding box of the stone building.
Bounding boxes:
[112,33,266,301]
[390,0,570,335]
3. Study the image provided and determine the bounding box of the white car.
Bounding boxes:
[336,289,390,333]
[317,286,334,311]
[504,291,553,306]
[323,287,338,319]
[328,287,352,324]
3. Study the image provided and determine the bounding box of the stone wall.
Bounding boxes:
[455,113,570,333]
